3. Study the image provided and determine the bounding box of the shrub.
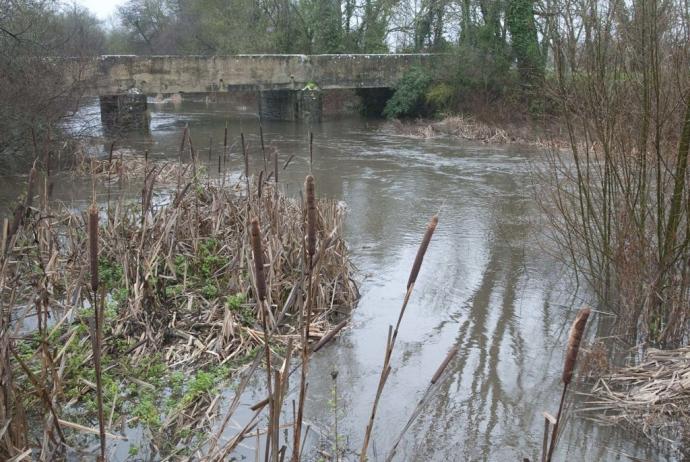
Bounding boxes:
[383,68,432,119]
[425,82,456,114]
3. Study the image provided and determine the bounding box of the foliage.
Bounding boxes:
[425,82,456,113]
[383,68,433,119]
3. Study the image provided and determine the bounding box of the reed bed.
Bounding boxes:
[0,152,357,460]
[75,149,194,184]
[583,347,690,458]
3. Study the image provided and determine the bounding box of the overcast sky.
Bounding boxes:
[75,0,123,21]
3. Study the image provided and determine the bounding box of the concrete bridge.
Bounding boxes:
[65,54,445,126]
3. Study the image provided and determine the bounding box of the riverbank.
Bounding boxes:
[383,114,567,147]
[1,150,358,459]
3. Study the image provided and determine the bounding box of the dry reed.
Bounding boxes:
[545,306,591,462]
[2,142,357,460]
[360,214,439,461]
[584,346,690,458]
[88,202,106,460]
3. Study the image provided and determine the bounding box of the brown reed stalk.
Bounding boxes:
[293,175,318,462]
[274,148,279,184]
[309,131,313,172]
[250,218,267,303]
[332,369,340,462]
[385,345,458,462]
[177,126,188,192]
[260,123,268,174]
[6,166,36,254]
[360,214,439,461]
[223,121,228,186]
[88,203,106,461]
[305,175,316,258]
[546,306,591,462]
[106,142,114,220]
[250,217,276,461]
[208,136,213,185]
[242,133,249,192]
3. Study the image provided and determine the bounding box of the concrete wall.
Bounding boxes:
[67,54,446,96]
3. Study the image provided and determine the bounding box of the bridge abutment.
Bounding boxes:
[99,93,149,132]
[259,89,322,122]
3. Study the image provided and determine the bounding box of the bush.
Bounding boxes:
[425,82,456,114]
[383,68,432,119]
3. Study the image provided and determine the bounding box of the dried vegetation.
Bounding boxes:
[0,133,358,460]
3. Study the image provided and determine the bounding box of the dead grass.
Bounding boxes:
[583,347,690,458]
[383,115,569,148]
[1,151,358,460]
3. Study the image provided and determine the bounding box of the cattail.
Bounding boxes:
[88,204,99,293]
[407,215,439,289]
[260,123,267,172]
[546,306,592,462]
[250,218,267,301]
[562,307,591,384]
[179,125,188,162]
[309,131,313,171]
[431,345,459,384]
[241,132,248,179]
[25,167,37,211]
[305,175,316,257]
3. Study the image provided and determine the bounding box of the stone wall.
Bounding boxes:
[68,54,447,96]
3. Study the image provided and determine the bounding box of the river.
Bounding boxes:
[1,99,663,461]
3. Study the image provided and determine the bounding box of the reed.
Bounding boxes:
[305,175,317,258]
[385,345,459,461]
[250,218,268,303]
[309,131,313,172]
[88,203,106,461]
[250,217,278,461]
[4,128,358,460]
[6,166,36,254]
[545,306,591,462]
[242,132,249,193]
[293,175,318,462]
[360,214,439,461]
[260,123,268,174]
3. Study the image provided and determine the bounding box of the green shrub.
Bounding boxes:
[383,68,432,119]
[425,82,456,113]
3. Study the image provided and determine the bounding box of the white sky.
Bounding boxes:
[74,0,123,21]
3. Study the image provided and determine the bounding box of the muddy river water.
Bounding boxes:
[0,99,664,461]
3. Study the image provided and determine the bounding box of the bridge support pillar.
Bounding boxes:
[259,89,322,122]
[99,93,149,132]
[298,89,322,123]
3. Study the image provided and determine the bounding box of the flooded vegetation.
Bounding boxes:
[3,0,690,459]
[0,104,673,460]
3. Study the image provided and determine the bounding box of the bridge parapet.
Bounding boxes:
[67,54,446,96]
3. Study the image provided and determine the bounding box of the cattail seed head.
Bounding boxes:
[407,215,439,289]
[305,175,317,257]
[250,218,267,301]
[88,204,99,292]
[562,307,591,384]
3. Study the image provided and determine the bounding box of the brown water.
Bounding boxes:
[1,99,666,461]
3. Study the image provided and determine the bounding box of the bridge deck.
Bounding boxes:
[64,54,446,96]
